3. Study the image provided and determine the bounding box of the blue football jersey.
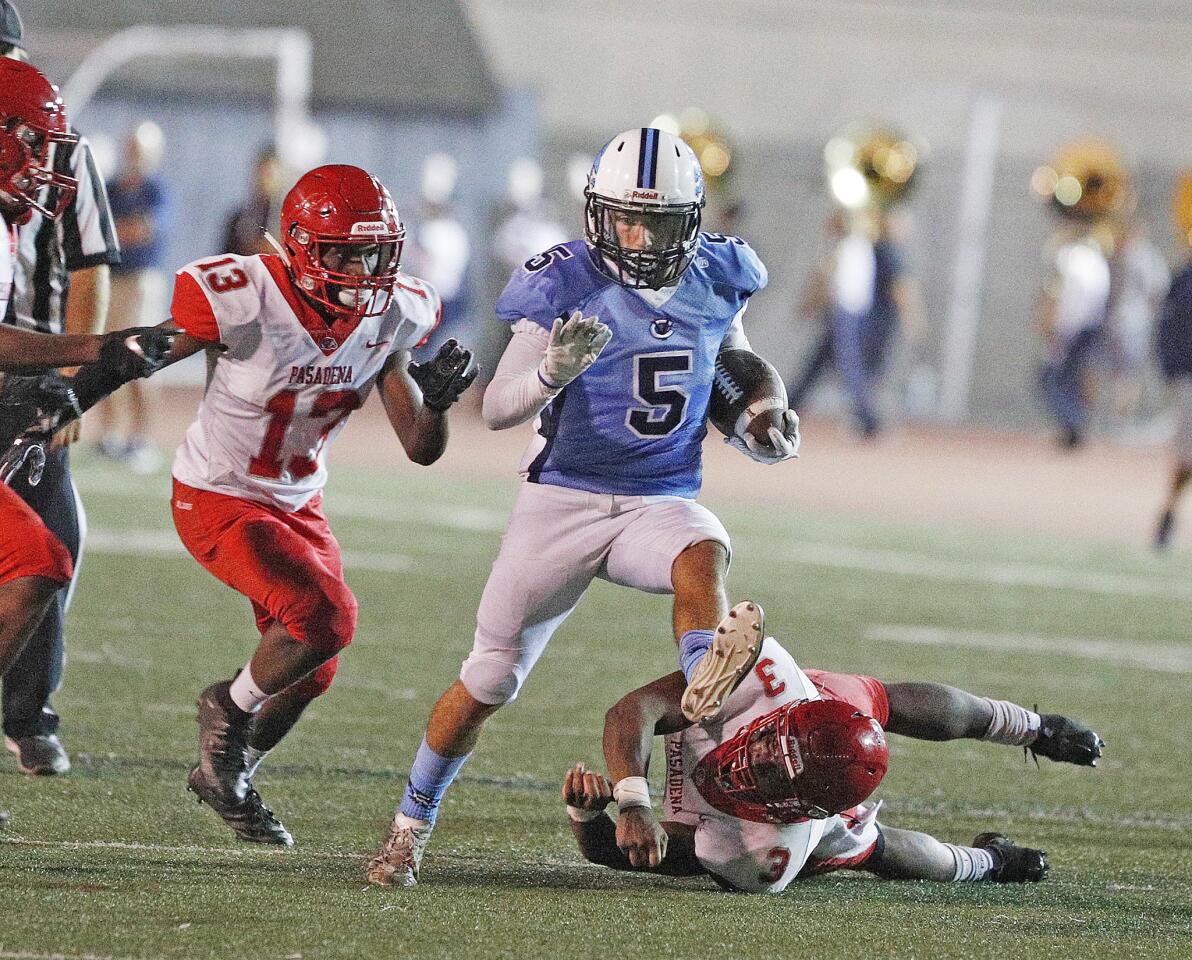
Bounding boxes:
[495,234,768,498]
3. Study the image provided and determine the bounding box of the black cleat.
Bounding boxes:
[227,786,294,846]
[1029,713,1105,767]
[973,832,1049,883]
[187,680,251,816]
[1155,509,1175,551]
[5,734,70,776]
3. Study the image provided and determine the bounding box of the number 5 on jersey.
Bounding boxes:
[626,351,692,438]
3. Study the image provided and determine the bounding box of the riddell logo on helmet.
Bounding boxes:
[629,189,660,201]
[350,221,388,236]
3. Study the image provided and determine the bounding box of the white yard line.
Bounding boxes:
[84,530,414,574]
[73,476,509,532]
[0,953,125,960]
[787,541,1192,603]
[866,624,1192,674]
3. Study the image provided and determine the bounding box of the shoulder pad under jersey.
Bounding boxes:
[697,233,768,296]
[495,239,605,331]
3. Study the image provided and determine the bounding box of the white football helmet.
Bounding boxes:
[584,128,705,289]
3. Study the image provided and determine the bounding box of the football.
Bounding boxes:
[708,348,788,443]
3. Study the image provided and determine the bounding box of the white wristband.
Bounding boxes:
[613,776,652,811]
[566,806,604,823]
[734,397,787,441]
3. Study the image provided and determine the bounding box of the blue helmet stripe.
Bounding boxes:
[637,127,659,190]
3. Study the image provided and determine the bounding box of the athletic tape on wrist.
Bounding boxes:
[537,365,565,392]
[613,776,652,810]
[734,397,787,441]
[566,805,604,823]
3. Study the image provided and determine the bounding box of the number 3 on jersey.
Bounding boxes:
[626,351,692,438]
[250,389,362,479]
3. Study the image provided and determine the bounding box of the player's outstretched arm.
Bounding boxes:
[1,322,198,447]
[63,322,198,415]
[0,325,104,372]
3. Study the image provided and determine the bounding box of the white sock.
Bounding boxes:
[394,811,432,831]
[244,746,270,780]
[945,843,997,882]
[229,664,270,714]
[980,698,1041,747]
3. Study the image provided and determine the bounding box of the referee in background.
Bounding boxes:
[2,0,121,775]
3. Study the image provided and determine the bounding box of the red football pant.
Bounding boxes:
[0,484,73,587]
[803,669,891,727]
[171,479,357,699]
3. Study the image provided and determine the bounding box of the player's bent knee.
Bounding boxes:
[671,539,729,589]
[284,582,358,654]
[459,654,525,706]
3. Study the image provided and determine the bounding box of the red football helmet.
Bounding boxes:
[693,698,889,824]
[0,59,78,224]
[279,164,405,319]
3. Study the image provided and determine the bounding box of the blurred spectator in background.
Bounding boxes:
[1152,171,1192,550]
[485,157,567,380]
[1031,140,1132,449]
[788,125,925,438]
[492,157,567,276]
[1104,221,1169,426]
[406,153,471,358]
[222,145,281,256]
[2,0,122,776]
[96,121,172,472]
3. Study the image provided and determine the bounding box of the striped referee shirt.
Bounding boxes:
[4,130,121,334]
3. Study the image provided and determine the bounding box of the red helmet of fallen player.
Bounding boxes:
[0,59,78,224]
[693,698,889,824]
[280,164,405,319]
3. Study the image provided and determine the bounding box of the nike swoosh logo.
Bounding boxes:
[365,339,391,349]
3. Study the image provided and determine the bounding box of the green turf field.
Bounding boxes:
[3,459,1190,960]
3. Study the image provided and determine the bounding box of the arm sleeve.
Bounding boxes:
[481,319,560,430]
[170,272,222,343]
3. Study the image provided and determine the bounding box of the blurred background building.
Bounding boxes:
[18,0,1192,432]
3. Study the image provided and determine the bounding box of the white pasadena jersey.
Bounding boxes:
[663,638,836,893]
[171,253,439,511]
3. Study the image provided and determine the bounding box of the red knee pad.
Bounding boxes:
[282,578,358,654]
[287,655,339,700]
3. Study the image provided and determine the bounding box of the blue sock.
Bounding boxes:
[399,738,471,824]
[679,629,715,683]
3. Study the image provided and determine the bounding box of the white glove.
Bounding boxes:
[725,409,801,464]
[539,310,612,389]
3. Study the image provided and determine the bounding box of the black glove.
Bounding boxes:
[0,373,81,448]
[99,326,179,380]
[68,325,179,413]
[407,339,479,412]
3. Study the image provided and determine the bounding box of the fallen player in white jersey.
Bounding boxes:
[562,602,1104,892]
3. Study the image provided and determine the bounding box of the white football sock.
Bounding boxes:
[945,843,997,882]
[229,663,270,714]
[979,698,1041,747]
